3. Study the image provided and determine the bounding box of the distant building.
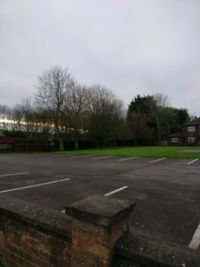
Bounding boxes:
[182,118,200,145]
[170,118,200,145]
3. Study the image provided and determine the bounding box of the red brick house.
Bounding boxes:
[171,118,200,145]
[182,118,200,145]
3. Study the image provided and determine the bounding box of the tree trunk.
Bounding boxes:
[59,137,64,151]
[74,139,79,150]
[155,115,161,145]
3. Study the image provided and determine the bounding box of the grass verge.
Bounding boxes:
[48,146,200,159]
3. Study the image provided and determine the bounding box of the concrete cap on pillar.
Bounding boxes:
[65,194,135,227]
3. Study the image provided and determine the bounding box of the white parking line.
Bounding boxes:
[0,172,30,178]
[104,186,128,197]
[187,159,199,165]
[149,158,166,164]
[189,222,200,249]
[0,178,71,194]
[92,156,113,160]
[118,157,137,162]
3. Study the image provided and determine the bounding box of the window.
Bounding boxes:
[187,137,196,143]
[187,126,196,133]
[171,138,179,143]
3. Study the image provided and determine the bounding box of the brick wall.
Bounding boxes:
[0,195,200,267]
[0,196,72,267]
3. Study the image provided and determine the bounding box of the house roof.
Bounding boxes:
[183,118,200,126]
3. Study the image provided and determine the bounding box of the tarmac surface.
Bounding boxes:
[0,153,200,250]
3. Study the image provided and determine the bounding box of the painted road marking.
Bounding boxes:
[0,172,30,178]
[118,157,137,162]
[187,159,199,165]
[189,222,200,249]
[0,178,71,194]
[104,186,128,197]
[149,158,166,164]
[70,155,91,159]
[92,156,113,160]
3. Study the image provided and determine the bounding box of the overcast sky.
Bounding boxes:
[0,0,200,115]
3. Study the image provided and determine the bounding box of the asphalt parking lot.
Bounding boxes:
[0,153,200,250]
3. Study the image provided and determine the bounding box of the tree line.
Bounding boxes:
[0,66,190,150]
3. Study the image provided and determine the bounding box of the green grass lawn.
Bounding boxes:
[50,146,200,159]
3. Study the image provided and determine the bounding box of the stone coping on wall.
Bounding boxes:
[116,231,200,267]
[65,194,136,228]
[0,195,72,240]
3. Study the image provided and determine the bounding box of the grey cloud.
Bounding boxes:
[0,0,200,115]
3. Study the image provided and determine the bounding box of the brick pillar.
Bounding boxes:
[65,194,135,267]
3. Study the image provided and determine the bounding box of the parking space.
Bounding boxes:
[0,154,200,250]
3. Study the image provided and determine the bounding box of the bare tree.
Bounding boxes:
[153,94,170,144]
[0,105,10,117]
[153,93,170,107]
[86,86,123,146]
[22,98,43,136]
[35,66,75,150]
[65,84,88,149]
[11,104,24,130]
[0,105,11,132]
